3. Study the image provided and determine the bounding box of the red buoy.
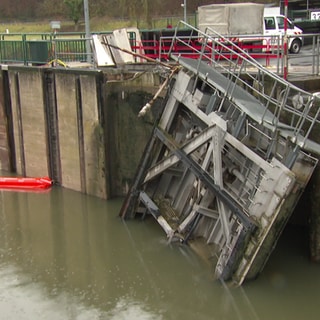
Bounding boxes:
[0,176,53,190]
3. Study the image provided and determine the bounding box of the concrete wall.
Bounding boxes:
[0,70,11,171]
[104,74,163,196]
[0,66,162,199]
[9,70,49,177]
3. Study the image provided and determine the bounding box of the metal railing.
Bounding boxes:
[286,33,320,78]
[0,29,320,78]
[158,29,320,78]
[167,21,320,156]
[0,32,92,66]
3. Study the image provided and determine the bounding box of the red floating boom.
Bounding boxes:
[0,176,53,190]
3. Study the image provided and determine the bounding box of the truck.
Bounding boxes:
[264,7,303,53]
[197,3,303,54]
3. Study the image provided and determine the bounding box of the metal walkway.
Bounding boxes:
[120,23,320,285]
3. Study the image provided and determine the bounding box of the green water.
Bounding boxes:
[0,185,319,320]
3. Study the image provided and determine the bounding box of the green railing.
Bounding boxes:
[0,32,90,65]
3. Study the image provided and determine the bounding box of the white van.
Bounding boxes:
[263,14,303,53]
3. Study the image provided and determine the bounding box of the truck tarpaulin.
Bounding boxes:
[197,2,264,36]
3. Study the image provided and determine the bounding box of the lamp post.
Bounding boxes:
[181,0,187,23]
[83,0,91,63]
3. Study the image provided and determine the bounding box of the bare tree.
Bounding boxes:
[0,0,278,22]
[0,0,42,19]
[36,0,65,18]
[118,0,159,28]
[64,0,83,30]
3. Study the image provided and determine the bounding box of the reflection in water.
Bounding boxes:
[0,185,320,320]
[0,263,166,320]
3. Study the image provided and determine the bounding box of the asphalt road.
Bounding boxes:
[289,44,318,65]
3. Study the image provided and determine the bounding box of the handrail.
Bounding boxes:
[0,34,92,66]
[166,21,320,156]
[0,29,320,78]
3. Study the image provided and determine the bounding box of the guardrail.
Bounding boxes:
[167,21,320,156]
[0,32,91,66]
[0,29,319,79]
[154,34,283,67]
[286,33,320,79]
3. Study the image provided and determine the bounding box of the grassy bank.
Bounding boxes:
[1,18,128,34]
[0,15,191,34]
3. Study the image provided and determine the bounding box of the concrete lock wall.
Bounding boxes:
[54,72,103,195]
[104,73,163,196]
[0,66,162,199]
[0,70,11,171]
[9,70,49,177]
[1,65,320,260]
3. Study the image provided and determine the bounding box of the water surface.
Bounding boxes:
[0,184,319,320]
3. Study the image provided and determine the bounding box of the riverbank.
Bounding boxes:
[0,15,184,34]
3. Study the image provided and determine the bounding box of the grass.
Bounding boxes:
[1,21,58,34]
[0,14,193,35]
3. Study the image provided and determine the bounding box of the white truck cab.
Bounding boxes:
[196,4,303,54]
[263,13,303,53]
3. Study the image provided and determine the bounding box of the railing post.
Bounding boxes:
[83,0,92,63]
[317,35,320,75]
[22,34,27,66]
